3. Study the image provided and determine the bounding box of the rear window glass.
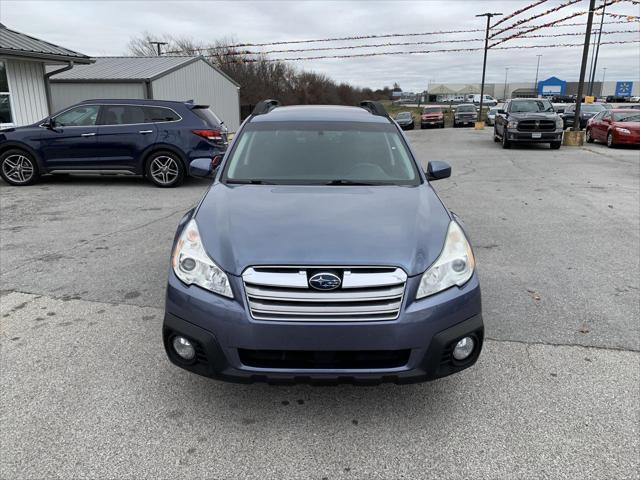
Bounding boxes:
[144,106,180,122]
[191,107,222,127]
[224,121,420,186]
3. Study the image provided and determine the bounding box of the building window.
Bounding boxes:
[0,60,13,125]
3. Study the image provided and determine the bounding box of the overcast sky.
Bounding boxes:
[3,0,639,91]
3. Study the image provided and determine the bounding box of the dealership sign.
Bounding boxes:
[615,81,633,97]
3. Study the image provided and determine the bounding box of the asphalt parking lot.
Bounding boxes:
[1,128,639,479]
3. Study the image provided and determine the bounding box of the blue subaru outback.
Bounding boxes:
[0,99,227,187]
[163,100,483,384]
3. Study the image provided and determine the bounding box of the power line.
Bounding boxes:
[224,39,639,63]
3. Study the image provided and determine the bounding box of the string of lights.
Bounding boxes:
[221,39,639,63]
[489,0,624,48]
[491,0,549,28]
[488,0,584,38]
[162,16,638,54]
[600,11,640,20]
[216,29,638,57]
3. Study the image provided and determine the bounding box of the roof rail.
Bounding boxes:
[359,100,388,117]
[252,99,280,116]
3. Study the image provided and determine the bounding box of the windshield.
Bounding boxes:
[457,105,476,112]
[581,104,606,113]
[396,112,411,119]
[612,112,640,122]
[423,107,441,113]
[510,100,554,113]
[223,121,420,186]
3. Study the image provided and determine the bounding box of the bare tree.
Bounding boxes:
[127,32,389,111]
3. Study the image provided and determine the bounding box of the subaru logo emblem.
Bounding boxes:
[309,272,341,291]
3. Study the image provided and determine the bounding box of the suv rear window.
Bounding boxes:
[224,121,420,186]
[144,106,180,122]
[191,106,222,127]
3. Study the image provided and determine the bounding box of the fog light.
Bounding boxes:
[172,336,196,361]
[453,336,475,361]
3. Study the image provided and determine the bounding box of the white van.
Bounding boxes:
[472,94,498,106]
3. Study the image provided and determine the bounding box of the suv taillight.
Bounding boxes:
[192,129,222,141]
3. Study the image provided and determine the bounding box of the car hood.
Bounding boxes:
[509,112,558,120]
[194,184,451,277]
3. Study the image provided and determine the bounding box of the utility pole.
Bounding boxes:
[602,67,607,84]
[572,0,597,133]
[504,67,509,100]
[476,12,502,128]
[588,0,607,96]
[534,55,542,96]
[149,41,168,56]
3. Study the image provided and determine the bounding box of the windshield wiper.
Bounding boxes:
[226,179,275,185]
[325,179,377,186]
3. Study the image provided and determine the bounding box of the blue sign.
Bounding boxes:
[538,76,566,96]
[615,81,633,97]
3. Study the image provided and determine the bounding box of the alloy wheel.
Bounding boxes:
[149,156,180,185]
[2,154,35,184]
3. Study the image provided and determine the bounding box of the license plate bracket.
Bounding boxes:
[532,132,542,139]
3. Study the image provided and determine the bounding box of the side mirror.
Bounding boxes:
[42,117,55,129]
[497,109,506,115]
[189,158,214,177]
[426,161,451,181]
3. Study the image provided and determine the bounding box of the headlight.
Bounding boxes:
[616,127,631,134]
[171,219,233,298]
[416,221,475,299]
[507,120,518,129]
[556,117,564,129]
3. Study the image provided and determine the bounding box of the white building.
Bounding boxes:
[0,23,92,127]
[49,56,241,131]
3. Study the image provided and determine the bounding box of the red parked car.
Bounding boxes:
[420,106,445,129]
[586,109,640,148]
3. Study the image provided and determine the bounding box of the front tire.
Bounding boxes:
[585,128,594,143]
[145,151,185,188]
[607,131,615,148]
[0,149,40,186]
[502,131,511,149]
[550,142,561,150]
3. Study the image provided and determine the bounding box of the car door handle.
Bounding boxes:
[139,130,153,134]
[81,132,96,137]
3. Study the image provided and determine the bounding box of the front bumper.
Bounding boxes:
[162,271,483,384]
[506,129,563,143]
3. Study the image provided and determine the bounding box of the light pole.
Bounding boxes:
[588,0,607,96]
[504,67,509,100]
[534,55,542,96]
[476,12,502,128]
[602,67,607,84]
[571,0,596,135]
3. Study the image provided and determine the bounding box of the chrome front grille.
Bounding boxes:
[242,266,407,322]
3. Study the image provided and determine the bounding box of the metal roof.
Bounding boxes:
[48,56,240,86]
[0,23,92,63]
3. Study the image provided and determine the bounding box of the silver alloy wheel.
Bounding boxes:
[607,132,613,147]
[2,154,34,184]
[585,129,591,142]
[149,155,180,185]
